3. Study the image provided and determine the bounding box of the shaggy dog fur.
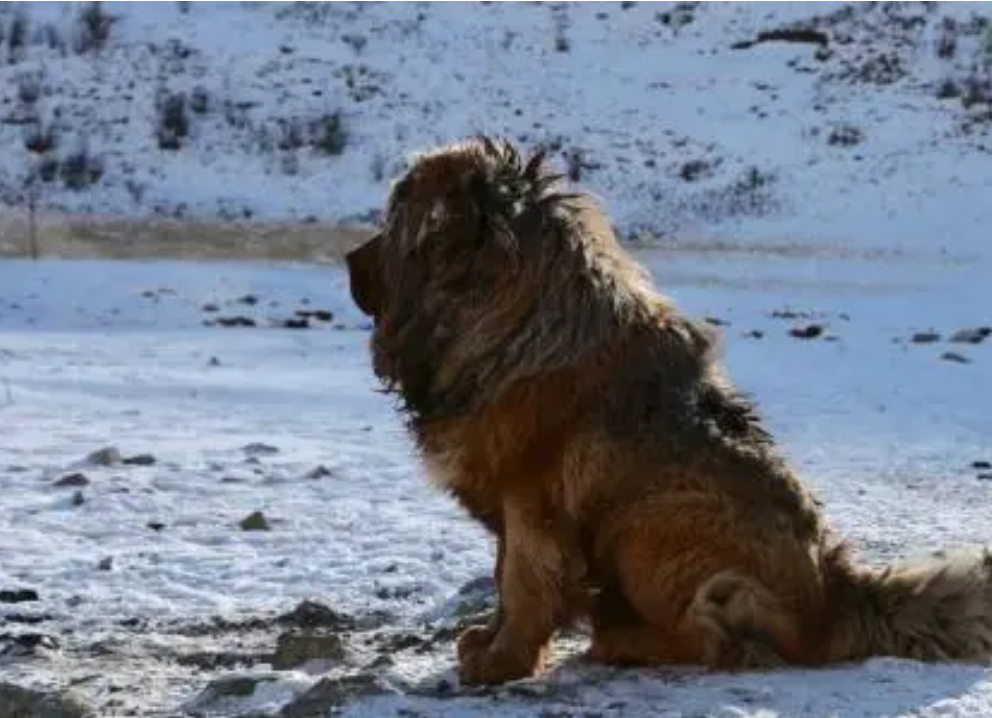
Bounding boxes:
[345,136,992,686]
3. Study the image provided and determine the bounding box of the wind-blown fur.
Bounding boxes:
[345,136,992,686]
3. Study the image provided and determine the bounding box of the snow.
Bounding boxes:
[0,1,990,241]
[1,1,992,716]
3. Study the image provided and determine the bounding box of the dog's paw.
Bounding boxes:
[457,642,537,686]
[456,625,497,664]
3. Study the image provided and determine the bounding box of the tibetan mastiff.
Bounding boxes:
[344,136,992,686]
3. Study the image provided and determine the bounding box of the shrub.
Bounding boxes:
[75,2,115,54]
[156,91,189,150]
[60,148,104,191]
[313,112,347,155]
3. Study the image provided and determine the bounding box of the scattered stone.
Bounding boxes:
[122,453,156,467]
[281,317,310,329]
[279,675,388,718]
[212,316,257,328]
[97,557,113,571]
[85,446,121,466]
[277,600,355,631]
[175,650,269,671]
[770,309,813,320]
[71,491,85,507]
[972,461,992,470]
[742,329,764,339]
[54,473,89,488]
[949,327,991,344]
[0,588,39,604]
[789,324,824,339]
[208,356,222,367]
[147,521,166,532]
[910,330,941,344]
[184,674,279,717]
[201,302,219,313]
[979,473,992,481]
[304,465,333,479]
[272,630,346,669]
[0,682,91,718]
[3,613,51,625]
[237,294,260,306]
[731,27,830,51]
[0,632,60,659]
[242,442,280,457]
[239,510,271,531]
[297,309,334,322]
[704,316,729,327]
[941,351,970,364]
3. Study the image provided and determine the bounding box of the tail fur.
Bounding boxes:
[820,544,992,663]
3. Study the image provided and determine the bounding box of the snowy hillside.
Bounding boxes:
[0,1,990,242]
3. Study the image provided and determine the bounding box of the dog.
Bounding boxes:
[345,136,992,686]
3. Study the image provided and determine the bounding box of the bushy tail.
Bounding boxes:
[820,544,992,663]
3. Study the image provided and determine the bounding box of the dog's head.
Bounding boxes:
[344,136,657,422]
[345,136,564,321]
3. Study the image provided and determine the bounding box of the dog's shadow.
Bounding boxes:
[384,649,991,717]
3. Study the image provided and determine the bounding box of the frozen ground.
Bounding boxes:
[1,237,991,716]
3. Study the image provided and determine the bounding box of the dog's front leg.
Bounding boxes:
[457,498,574,686]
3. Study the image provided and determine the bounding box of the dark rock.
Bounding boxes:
[731,27,830,51]
[978,473,992,481]
[0,632,60,659]
[184,674,279,717]
[242,442,279,457]
[239,511,270,531]
[201,302,219,313]
[304,465,333,479]
[3,613,51,625]
[213,316,257,328]
[0,589,39,603]
[742,329,764,339]
[949,327,991,344]
[277,600,355,631]
[122,454,156,467]
[704,316,729,327]
[272,630,346,669]
[941,351,971,364]
[281,317,310,329]
[237,294,260,306]
[54,473,89,488]
[279,675,388,718]
[174,650,269,671]
[0,682,91,718]
[208,356,221,367]
[147,521,166,532]
[910,330,941,344]
[972,461,992,470]
[71,491,85,507]
[85,446,121,466]
[789,324,824,339]
[97,557,113,571]
[294,309,334,322]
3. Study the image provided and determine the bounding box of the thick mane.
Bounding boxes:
[372,136,715,429]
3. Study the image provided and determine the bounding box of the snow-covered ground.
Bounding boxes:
[1,243,991,717]
[2,1,992,716]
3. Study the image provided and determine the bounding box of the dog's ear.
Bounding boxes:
[345,233,385,318]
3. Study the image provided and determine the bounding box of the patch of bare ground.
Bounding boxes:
[0,211,372,263]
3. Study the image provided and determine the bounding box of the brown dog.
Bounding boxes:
[345,136,992,686]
